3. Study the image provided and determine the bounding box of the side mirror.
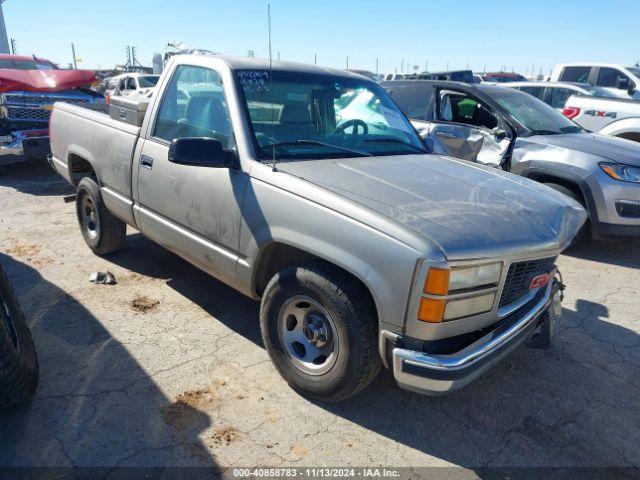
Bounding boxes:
[615,77,630,90]
[628,83,637,96]
[168,137,236,168]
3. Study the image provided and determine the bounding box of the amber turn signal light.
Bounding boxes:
[424,267,450,296]
[418,298,446,323]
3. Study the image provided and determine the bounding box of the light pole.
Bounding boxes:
[0,0,10,54]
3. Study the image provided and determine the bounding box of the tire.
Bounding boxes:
[76,177,126,255]
[544,182,588,244]
[0,264,38,409]
[260,261,380,402]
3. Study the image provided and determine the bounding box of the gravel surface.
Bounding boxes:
[0,160,638,477]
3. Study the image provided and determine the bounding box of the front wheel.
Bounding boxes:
[0,264,38,409]
[260,261,380,402]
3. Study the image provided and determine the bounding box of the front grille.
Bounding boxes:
[4,94,90,106]
[7,106,51,121]
[498,257,557,309]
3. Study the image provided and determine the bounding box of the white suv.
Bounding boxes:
[550,63,640,100]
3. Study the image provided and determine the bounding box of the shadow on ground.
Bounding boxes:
[564,236,640,268]
[106,233,640,475]
[0,253,221,476]
[0,159,73,196]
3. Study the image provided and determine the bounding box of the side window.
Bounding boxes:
[518,86,545,100]
[549,88,576,109]
[438,91,498,130]
[596,67,630,88]
[388,86,432,120]
[126,77,137,90]
[560,66,591,83]
[152,65,233,148]
[117,78,126,91]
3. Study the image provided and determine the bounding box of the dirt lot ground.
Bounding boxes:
[0,160,639,478]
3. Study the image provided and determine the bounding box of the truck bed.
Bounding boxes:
[50,102,140,222]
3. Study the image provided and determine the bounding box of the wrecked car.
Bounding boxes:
[385,80,640,239]
[49,55,585,401]
[0,54,104,167]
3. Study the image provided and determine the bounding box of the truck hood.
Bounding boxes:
[278,154,587,260]
[0,69,96,93]
[531,133,640,166]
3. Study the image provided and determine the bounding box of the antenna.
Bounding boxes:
[268,3,277,171]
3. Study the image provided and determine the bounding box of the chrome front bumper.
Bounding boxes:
[0,132,50,166]
[391,281,561,395]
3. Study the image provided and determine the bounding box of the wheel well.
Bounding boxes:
[615,132,640,143]
[253,242,378,314]
[524,172,586,205]
[68,153,97,186]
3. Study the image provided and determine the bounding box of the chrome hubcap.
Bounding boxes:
[80,195,99,239]
[277,295,338,375]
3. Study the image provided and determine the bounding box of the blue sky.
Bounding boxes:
[4,0,640,75]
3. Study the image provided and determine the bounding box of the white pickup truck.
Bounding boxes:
[562,95,640,143]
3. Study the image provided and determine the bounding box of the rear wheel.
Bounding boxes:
[0,264,38,409]
[76,177,126,255]
[260,261,380,402]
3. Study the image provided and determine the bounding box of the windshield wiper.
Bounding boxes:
[364,137,428,153]
[264,140,372,157]
[529,129,563,136]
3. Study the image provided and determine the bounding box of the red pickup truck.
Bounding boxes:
[0,54,104,167]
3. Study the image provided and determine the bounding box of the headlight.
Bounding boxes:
[419,263,502,323]
[449,263,502,292]
[600,162,640,183]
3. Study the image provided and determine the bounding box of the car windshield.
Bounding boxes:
[585,86,619,98]
[491,89,583,135]
[235,69,427,161]
[0,59,56,70]
[138,75,159,88]
[626,67,640,77]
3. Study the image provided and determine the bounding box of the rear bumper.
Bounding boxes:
[390,282,560,395]
[0,132,50,166]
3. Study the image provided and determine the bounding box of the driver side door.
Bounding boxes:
[425,88,511,167]
[135,64,249,287]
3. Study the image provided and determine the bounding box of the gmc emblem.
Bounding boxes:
[530,269,557,290]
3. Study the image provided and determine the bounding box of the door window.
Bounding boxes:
[388,86,432,120]
[438,91,498,130]
[126,77,137,90]
[596,67,631,88]
[560,66,591,83]
[518,86,545,100]
[152,65,233,148]
[549,88,578,109]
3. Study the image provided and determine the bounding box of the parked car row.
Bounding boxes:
[4,52,638,405]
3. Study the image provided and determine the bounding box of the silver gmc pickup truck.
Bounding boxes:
[48,55,586,401]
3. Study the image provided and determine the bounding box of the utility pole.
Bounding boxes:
[425,59,428,73]
[314,53,317,65]
[346,55,349,69]
[71,43,78,70]
[0,1,9,54]
[375,57,378,74]
[10,37,15,54]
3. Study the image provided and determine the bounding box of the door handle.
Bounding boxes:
[140,155,154,170]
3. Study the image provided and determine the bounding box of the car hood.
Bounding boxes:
[0,69,97,93]
[531,133,640,166]
[277,154,587,260]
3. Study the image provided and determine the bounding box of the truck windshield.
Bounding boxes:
[491,89,583,135]
[0,59,56,70]
[138,76,159,88]
[235,70,427,161]
[626,67,640,77]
